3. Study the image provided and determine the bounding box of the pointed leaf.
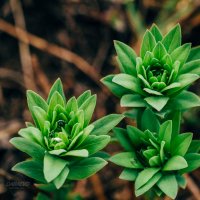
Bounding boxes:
[109,152,143,169]
[135,168,160,190]
[77,90,91,107]
[53,167,69,189]
[121,94,146,107]
[187,45,200,61]
[157,174,178,199]
[153,42,167,60]
[77,135,110,155]
[79,95,96,127]
[114,127,133,151]
[141,109,160,132]
[112,74,144,95]
[171,132,193,156]
[27,90,48,112]
[162,24,181,53]
[180,59,200,75]
[10,137,45,161]
[180,153,200,174]
[63,149,89,157]
[101,75,130,98]
[44,153,68,182]
[171,43,191,67]
[135,173,162,197]
[114,40,137,76]
[119,168,138,181]
[91,114,124,135]
[144,96,169,111]
[150,24,163,42]
[140,30,156,58]
[163,155,188,171]
[47,78,65,104]
[68,157,107,180]
[12,160,46,183]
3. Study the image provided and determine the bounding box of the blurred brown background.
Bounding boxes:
[0,0,200,199]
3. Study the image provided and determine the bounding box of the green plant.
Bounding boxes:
[10,79,123,196]
[110,109,200,199]
[102,24,200,199]
[102,24,200,115]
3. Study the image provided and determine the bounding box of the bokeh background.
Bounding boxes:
[0,0,200,199]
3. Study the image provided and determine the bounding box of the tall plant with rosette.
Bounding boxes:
[10,79,124,192]
[110,109,200,199]
[102,24,200,115]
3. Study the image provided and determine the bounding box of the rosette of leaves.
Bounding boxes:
[110,109,200,199]
[10,79,124,189]
[102,24,200,114]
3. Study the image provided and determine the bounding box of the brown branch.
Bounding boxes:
[9,0,36,91]
[184,174,200,200]
[0,18,107,92]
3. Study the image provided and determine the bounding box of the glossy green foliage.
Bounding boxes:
[10,79,124,189]
[102,24,200,113]
[110,109,200,199]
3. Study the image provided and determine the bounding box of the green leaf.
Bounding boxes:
[144,96,169,111]
[150,24,163,42]
[135,168,160,190]
[176,175,187,189]
[153,42,167,60]
[27,90,48,112]
[114,127,133,151]
[119,168,138,181]
[79,95,96,127]
[157,174,178,199]
[30,106,47,130]
[141,109,160,132]
[109,152,143,169]
[68,157,107,180]
[48,91,65,116]
[166,111,181,139]
[121,94,146,108]
[159,121,172,151]
[149,156,161,167]
[53,167,69,189]
[163,155,188,171]
[91,114,124,135]
[127,126,146,148]
[47,78,65,104]
[135,173,162,197]
[63,149,89,157]
[168,91,200,110]
[77,135,110,155]
[187,45,200,62]
[162,24,181,53]
[10,137,45,160]
[44,153,68,182]
[171,43,191,67]
[180,153,200,174]
[114,40,137,76]
[77,90,91,107]
[18,127,44,147]
[188,140,200,153]
[171,133,193,156]
[112,74,144,95]
[143,88,163,96]
[36,193,50,200]
[12,160,46,183]
[101,75,130,98]
[140,30,156,58]
[180,59,200,75]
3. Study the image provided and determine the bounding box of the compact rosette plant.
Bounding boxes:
[10,79,124,189]
[102,24,200,113]
[110,109,200,199]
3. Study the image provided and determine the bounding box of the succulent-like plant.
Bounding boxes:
[10,79,124,189]
[110,109,200,199]
[102,24,200,114]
